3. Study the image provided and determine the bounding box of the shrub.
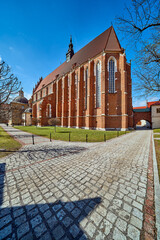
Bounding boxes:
[48,118,60,132]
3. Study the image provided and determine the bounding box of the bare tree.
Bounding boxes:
[0,60,21,105]
[32,118,40,127]
[48,118,60,132]
[116,0,160,97]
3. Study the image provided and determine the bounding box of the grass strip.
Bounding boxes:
[14,126,129,143]
[0,126,21,158]
[154,140,160,181]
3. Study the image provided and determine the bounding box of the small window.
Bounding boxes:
[157,108,160,113]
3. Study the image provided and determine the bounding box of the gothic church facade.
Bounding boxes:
[32,26,133,130]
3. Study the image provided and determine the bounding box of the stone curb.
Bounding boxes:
[152,134,160,239]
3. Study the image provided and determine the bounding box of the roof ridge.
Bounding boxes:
[34,26,120,93]
[104,26,113,51]
[72,26,112,59]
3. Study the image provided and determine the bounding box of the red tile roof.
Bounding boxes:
[34,26,122,93]
[147,101,160,108]
[133,106,147,109]
[150,101,160,106]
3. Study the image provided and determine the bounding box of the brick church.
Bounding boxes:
[32,26,133,130]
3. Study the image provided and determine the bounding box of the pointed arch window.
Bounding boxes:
[46,104,51,118]
[108,57,116,93]
[96,61,101,108]
[85,68,88,109]
[76,72,78,99]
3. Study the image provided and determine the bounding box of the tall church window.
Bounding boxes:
[96,61,101,108]
[85,68,88,109]
[108,57,116,93]
[76,72,78,99]
[46,104,51,118]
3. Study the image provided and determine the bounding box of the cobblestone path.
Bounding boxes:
[0,125,152,239]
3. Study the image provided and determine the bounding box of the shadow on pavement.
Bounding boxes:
[0,163,101,239]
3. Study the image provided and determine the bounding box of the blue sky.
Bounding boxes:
[0,0,156,106]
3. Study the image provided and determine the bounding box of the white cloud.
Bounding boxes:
[133,96,158,107]
[24,92,32,100]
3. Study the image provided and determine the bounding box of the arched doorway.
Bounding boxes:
[136,119,151,129]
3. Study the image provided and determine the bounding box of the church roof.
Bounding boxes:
[35,26,121,93]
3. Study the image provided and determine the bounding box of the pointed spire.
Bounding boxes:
[66,36,74,62]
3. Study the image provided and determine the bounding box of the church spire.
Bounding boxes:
[66,35,74,62]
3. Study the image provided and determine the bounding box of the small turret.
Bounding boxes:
[66,36,74,62]
[19,88,24,97]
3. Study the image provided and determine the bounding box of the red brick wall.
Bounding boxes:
[133,111,151,127]
[32,51,133,130]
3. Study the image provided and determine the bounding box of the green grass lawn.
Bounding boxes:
[0,126,21,158]
[153,129,160,133]
[154,140,160,181]
[14,126,130,142]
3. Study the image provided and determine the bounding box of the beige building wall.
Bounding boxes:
[151,105,160,129]
[22,112,32,126]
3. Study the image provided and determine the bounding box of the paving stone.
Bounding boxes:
[15,214,27,227]
[0,208,11,218]
[85,222,96,238]
[71,208,81,218]
[118,210,130,222]
[127,224,140,240]
[56,209,66,221]
[113,199,122,207]
[132,200,143,211]
[99,219,112,236]
[13,208,24,218]
[113,227,127,240]
[20,231,34,240]
[39,204,49,213]
[130,216,143,230]
[106,211,117,223]
[0,224,12,239]
[69,224,80,238]
[34,222,47,238]
[38,232,52,240]
[47,216,58,229]
[132,208,143,220]
[27,207,39,218]
[17,222,29,239]
[123,203,132,213]
[0,214,12,229]
[115,218,127,232]
[90,211,103,226]
[63,216,73,227]
[96,205,107,217]
[42,210,51,219]
[30,215,42,228]
[52,225,65,240]
[64,202,75,211]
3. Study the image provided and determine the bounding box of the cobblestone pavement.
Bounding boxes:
[0,125,153,239]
